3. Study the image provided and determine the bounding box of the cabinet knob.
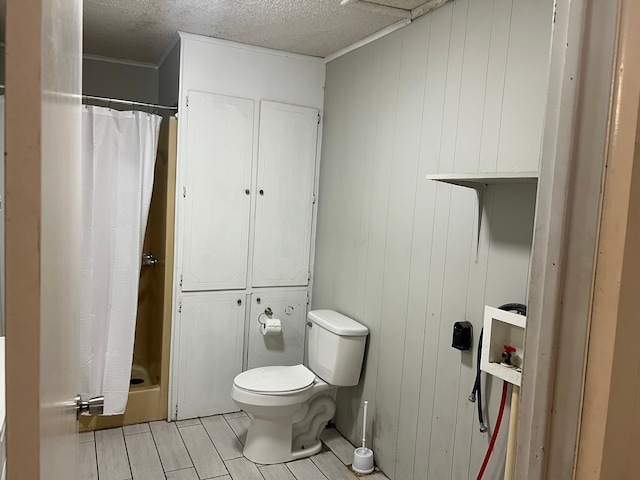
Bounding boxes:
[259,189,264,196]
[256,297,261,304]
[237,299,242,306]
[245,189,250,195]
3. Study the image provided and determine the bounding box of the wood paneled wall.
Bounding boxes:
[311,1,552,478]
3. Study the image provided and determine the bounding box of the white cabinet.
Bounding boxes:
[175,97,319,419]
[252,102,318,287]
[247,290,308,369]
[176,292,246,419]
[181,96,318,291]
[181,92,254,291]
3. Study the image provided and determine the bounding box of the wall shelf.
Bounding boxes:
[426,172,538,261]
[425,172,538,189]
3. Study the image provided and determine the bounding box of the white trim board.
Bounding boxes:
[83,53,158,70]
[324,19,411,63]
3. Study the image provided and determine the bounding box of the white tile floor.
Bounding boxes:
[78,411,389,480]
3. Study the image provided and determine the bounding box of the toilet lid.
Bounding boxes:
[234,364,315,394]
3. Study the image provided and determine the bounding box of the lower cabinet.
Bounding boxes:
[176,291,245,419]
[175,289,308,419]
[247,290,308,369]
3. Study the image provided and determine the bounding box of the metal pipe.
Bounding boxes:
[0,84,176,111]
[83,94,177,112]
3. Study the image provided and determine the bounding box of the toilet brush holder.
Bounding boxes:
[352,446,375,474]
[353,400,375,474]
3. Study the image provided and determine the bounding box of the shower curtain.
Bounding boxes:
[80,106,162,415]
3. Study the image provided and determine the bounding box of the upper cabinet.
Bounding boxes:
[252,102,318,287]
[181,92,254,291]
[181,94,319,292]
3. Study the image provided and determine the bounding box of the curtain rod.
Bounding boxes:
[82,94,178,112]
[0,85,177,112]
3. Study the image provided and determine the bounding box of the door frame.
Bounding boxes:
[515,0,625,478]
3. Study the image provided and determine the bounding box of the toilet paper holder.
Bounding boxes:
[258,307,274,326]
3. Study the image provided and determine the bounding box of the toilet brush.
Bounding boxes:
[352,400,375,474]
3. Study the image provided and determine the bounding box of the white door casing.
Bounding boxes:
[177,292,246,419]
[182,92,254,291]
[247,290,308,369]
[252,101,318,287]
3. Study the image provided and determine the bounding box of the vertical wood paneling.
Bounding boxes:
[332,33,404,445]
[410,8,454,478]
[427,191,476,480]
[439,0,469,174]
[393,14,440,477]
[311,54,356,314]
[349,31,405,473]
[314,1,552,479]
[374,20,430,479]
[467,184,536,479]
[341,40,387,443]
[497,0,554,171]
[338,42,384,441]
[479,0,514,172]
[451,188,495,480]
[454,0,494,172]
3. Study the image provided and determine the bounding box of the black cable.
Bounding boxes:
[470,303,527,433]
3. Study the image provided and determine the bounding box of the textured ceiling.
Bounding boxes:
[83,0,414,64]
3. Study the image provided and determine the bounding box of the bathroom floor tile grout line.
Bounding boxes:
[222,415,244,448]
[174,425,199,476]
[177,420,231,479]
[84,415,389,480]
[148,421,179,474]
[117,427,135,480]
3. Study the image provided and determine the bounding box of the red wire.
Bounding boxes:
[477,381,509,480]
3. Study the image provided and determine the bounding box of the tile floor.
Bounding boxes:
[78,411,389,480]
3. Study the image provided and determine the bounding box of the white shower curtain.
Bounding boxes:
[80,106,162,415]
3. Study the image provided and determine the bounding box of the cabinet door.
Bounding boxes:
[252,101,318,287]
[177,292,245,419]
[247,290,308,369]
[182,92,254,291]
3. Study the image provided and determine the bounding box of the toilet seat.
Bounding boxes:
[234,364,315,395]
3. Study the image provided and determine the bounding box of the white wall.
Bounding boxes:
[83,56,159,104]
[158,40,180,108]
[312,0,552,479]
[0,47,160,104]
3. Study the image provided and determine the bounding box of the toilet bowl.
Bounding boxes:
[232,364,336,464]
[231,310,368,464]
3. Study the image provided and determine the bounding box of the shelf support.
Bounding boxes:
[472,185,487,263]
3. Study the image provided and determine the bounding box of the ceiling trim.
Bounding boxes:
[83,53,158,70]
[324,18,410,63]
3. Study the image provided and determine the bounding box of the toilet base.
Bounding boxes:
[241,390,336,464]
[243,416,324,464]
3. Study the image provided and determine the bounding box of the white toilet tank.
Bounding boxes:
[307,310,368,386]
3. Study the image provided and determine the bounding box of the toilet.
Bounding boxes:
[231,309,368,464]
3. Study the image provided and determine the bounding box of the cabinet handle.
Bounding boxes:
[237,299,242,306]
[256,297,261,304]
[259,189,264,196]
[245,189,250,195]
